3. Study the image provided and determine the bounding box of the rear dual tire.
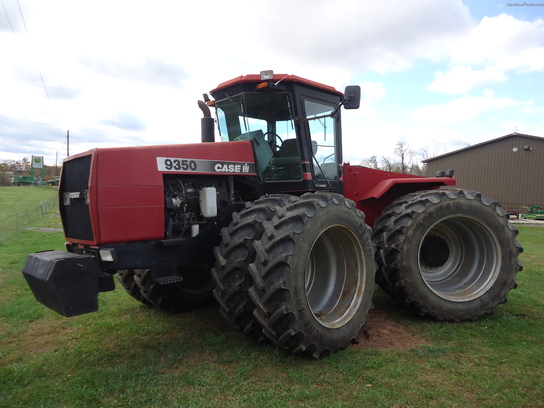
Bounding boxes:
[373,189,523,321]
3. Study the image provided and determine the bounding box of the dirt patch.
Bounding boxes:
[2,318,79,363]
[356,309,428,350]
[23,227,63,232]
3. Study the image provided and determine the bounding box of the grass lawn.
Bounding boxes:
[0,202,542,407]
[0,186,59,243]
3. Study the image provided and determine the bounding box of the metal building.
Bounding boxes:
[423,133,544,216]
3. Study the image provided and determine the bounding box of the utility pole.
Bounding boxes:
[67,130,70,157]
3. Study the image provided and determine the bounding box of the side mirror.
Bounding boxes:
[343,85,361,109]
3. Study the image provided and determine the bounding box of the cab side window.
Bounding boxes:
[304,100,338,180]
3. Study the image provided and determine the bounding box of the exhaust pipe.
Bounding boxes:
[198,100,215,143]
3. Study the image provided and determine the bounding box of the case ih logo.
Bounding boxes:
[157,157,256,175]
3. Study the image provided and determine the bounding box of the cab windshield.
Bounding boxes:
[214,93,301,181]
[215,92,295,143]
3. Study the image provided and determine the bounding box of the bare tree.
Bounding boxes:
[362,143,441,175]
[380,155,400,172]
[394,142,415,173]
[360,155,380,169]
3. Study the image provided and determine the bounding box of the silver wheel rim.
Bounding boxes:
[418,216,502,302]
[305,225,366,328]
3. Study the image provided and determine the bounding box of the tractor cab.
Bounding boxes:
[209,71,360,194]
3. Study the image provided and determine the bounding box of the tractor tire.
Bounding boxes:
[212,195,296,340]
[117,269,152,306]
[371,192,421,299]
[372,189,523,322]
[248,193,376,358]
[134,267,215,313]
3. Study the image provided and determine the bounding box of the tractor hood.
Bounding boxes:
[60,141,257,245]
[84,141,257,184]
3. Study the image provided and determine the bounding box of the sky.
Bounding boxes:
[1,0,543,167]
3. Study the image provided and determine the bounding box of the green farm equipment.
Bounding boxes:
[11,176,38,186]
[521,205,544,220]
[45,176,60,186]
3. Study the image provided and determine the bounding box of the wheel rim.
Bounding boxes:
[305,225,366,329]
[418,216,502,302]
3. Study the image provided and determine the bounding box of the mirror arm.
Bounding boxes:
[331,98,346,117]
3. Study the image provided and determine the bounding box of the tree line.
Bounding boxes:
[360,142,441,176]
[0,158,60,186]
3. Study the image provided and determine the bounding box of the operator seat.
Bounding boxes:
[270,139,299,166]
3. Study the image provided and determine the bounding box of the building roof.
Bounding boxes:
[423,133,544,163]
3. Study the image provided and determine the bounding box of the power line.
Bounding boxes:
[2,0,36,89]
[3,0,51,100]
[3,0,64,160]
[1,0,15,32]
[15,0,28,34]
[17,0,51,100]
[38,70,51,100]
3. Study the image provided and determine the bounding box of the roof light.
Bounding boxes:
[256,82,269,90]
[260,70,274,80]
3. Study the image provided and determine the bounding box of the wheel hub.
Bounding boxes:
[418,216,502,302]
[305,225,365,329]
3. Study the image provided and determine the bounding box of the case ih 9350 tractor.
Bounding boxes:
[23,71,522,358]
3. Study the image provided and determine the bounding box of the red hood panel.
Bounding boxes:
[69,141,255,245]
[94,141,256,185]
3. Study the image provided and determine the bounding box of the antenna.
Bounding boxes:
[274,60,310,86]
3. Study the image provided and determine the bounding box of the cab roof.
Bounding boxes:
[210,74,343,97]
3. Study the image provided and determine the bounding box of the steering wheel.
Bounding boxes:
[264,132,283,151]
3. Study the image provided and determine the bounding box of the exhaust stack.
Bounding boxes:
[198,100,215,143]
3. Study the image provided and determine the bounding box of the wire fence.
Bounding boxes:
[0,195,60,244]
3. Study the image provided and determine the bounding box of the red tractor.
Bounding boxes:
[23,71,522,358]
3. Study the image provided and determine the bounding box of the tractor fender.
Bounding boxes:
[359,177,456,201]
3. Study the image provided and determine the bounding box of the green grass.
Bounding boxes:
[1,209,543,407]
[0,186,59,243]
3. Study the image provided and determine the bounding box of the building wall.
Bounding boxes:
[425,134,544,214]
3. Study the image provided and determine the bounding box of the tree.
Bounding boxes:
[361,142,429,175]
[380,155,400,172]
[0,162,11,185]
[360,155,380,169]
[394,142,414,174]
[0,173,11,186]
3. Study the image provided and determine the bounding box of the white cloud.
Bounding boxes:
[412,92,527,124]
[429,66,507,95]
[426,13,544,94]
[357,81,386,118]
[361,82,386,99]
[450,14,544,70]
[260,0,473,74]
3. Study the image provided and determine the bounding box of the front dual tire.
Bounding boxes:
[214,193,376,358]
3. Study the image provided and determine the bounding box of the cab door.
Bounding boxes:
[303,98,342,191]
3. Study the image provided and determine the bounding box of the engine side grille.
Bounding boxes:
[59,154,94,241]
